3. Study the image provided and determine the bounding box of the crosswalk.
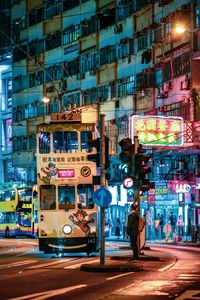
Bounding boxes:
[112,273,200,299]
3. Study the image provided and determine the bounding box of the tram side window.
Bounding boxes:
[40,185,56,210]
[81,131,93,153]
[58,185,75,209]
[77,184,94,208]
[39,132,50,154]
[53,131,78,153]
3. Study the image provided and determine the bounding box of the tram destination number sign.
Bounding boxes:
[50,113,81,122]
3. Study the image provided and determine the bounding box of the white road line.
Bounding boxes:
[159,260,176,272]
[178,274,200,277]
[0,260,37,269]
[64,259,99,269]
[8,284,87,300]
[106,272,134,281]
[27,258,71,269]
[175,290,200,300]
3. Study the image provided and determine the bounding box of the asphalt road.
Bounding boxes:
[0,238,199,300]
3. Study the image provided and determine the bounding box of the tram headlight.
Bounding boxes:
[62,224,72,235]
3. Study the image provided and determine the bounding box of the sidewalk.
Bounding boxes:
[80,236,200,272]
[81,242,176,273]
[105,235,200,247]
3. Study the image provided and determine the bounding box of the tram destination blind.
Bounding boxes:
[50,113,81,122]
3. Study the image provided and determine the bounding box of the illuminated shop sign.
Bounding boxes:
[130,116,183,146]
[175,183,191,194]
[58,169,75,178]
[168,181,192,193]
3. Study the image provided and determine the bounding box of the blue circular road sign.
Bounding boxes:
[92,188,112,207]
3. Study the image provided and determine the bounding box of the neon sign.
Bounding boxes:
[130,116,183,146]
[58,169,75,178]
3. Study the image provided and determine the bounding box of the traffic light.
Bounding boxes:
[87,138,100,167]
[119,138,134,174]
[135,144,151,180]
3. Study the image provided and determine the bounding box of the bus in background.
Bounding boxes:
[37,111,99,255]
[0,187,33,237]
[31,185,38,237]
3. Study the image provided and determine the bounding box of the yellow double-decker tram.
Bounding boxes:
[37,111,99,255]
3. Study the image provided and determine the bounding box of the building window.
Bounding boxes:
[63,25,80,45]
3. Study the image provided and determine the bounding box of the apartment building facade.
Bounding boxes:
[11,0,200,233]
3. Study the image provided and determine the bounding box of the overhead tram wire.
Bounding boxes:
[0,28,74,106]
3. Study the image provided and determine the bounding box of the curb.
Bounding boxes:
[80,262,143,273]
[110,255,160,262]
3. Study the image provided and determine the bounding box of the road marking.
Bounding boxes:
[178,274,200,277]
[27,258,71,269]
[114,280,171,296]
[175,290,200,299]
[7,284,87,300]
[106,272,134,281]
[64,258,99,269]
[0,260,37,269]
[159,260,176,272]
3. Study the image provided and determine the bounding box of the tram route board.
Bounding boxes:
[50,113,81,122]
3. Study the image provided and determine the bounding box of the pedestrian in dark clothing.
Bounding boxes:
[115,218,120,239]
[160,215,165,239]
[127,204,140,261]
[123,212,128,239]
[169,212,177,238]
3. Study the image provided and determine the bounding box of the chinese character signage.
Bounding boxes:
[130,116,183,146]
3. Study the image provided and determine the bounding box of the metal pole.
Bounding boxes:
[58,94,61,113]
[100,114,105,265]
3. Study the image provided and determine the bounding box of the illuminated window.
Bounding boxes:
[39,132,50,154]
[77,184,94,208]
[53,131,78,153]
[40,185,56,210]
[81,131,92,152]
[58,185,75,209]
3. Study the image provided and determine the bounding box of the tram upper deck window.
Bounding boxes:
[81,131,93,152]
[53,131,78,153]
[58,185,75,209]
[39,132,50,154]
[40,185,56,210]
[77,184,94,208]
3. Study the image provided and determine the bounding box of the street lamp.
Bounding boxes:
[42,85,62,113]
[42,96,50,103]
[175,24,186,34]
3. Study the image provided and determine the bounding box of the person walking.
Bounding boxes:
[127,204,140,261]
[160,214,165,239]
[115,218,121,239]
[169,212,177,238]
[177,215,184,237]
[122,212,128,239]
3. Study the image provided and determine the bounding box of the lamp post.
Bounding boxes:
[42,86,62,113]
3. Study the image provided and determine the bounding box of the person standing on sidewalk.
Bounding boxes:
[177,215,184,237]
[122,212,128,239]
[127,204,140,261]
[115,218,121,239]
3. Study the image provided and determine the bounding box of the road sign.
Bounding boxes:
[127,188,134,196]
[123,177,134,189]
[120,163,129,174]
[92,188,112,207]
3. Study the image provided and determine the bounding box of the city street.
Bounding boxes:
[0,238,199,300]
